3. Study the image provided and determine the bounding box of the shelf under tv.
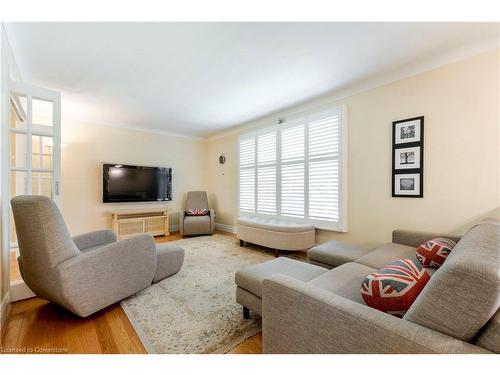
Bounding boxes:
[110,207,170,239]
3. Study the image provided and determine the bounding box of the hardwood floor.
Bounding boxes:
[1,231,263,354]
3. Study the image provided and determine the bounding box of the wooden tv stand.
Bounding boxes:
[111,207,170,240]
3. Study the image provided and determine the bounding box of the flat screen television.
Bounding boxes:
[102,164,172,203]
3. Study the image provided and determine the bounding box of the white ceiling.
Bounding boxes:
[5,22,499,138]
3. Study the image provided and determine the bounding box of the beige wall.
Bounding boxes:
[207,50,500,247]
[61,122,208,235]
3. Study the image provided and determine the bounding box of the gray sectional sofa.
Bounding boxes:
[236,219,500,353]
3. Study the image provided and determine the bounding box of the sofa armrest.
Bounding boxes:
[55,234,157,317]
[209,209,215,234]
[72,229,117,251]
[262,274,489,354]
[392,230,462,247]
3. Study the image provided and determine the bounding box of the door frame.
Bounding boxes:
[5,80,61,301]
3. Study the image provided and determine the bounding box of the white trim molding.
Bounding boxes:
[10,280,35,302]
[215,223,237,234]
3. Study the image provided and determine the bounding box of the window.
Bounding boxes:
[238,106,347,231]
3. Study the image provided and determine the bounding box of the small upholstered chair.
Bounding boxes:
[179,191,215,236]
[11,195,184,317]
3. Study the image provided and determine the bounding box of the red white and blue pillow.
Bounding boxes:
[360,259,430,317]
[186,208,209,216]
[416,238,456,268]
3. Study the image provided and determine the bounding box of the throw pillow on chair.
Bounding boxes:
[186,208,209,216]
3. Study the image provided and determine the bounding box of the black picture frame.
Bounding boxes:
[392,116,424,198]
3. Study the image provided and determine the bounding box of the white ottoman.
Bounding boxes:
[237,216,315,257]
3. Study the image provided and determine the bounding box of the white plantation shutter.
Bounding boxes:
[239,137,256,212]
[238,106,346,231]
[239,168,255,212]
[308,111,341,222]
[281,122,305,217]
[257,131,277,214]
[281,163,304,217]
[309,159,339,221]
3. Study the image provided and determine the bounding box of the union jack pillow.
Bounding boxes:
[360,259,430,317]
[416,238,456,268]
[186,208,209,216]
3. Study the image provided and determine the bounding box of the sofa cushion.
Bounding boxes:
[307,240,373,267]
[416,238,456,268]
[404,219,500,341]
[355,243,417,269]
[237,216,314,233]
[308,262,376,304]
[235,257,327,298]
[361,259,430,317]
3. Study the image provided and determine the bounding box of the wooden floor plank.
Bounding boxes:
[228,333,262,354]
[63,308,102,354]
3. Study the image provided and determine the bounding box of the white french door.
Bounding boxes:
[7,81,61,300]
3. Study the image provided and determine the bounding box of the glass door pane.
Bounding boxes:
[10,133,28,169]
[9,170,28,277]
[32,97,54,134]
[32,172,53,198]
[32,135,54,170]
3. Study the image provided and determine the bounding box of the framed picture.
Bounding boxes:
[394,173,422,197]
[392,116,424,198]
[394,146,421,170]
[393,117,423,144]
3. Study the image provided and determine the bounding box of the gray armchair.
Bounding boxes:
[179,191,215,236]
[11,195,184,317]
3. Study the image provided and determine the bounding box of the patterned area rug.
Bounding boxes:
[120,234,273,354]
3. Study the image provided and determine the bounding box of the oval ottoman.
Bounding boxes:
[237,216,315,257]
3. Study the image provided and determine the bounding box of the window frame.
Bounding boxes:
[238,105,348,232]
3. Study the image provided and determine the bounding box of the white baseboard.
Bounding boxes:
[215,223,236,234]
[10,280,35,302]
[168,223,235,234]
[1,291,11,329]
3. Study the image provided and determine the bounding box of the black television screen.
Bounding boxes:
[102,164,172,203]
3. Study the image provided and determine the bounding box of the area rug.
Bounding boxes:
[120,234,273,354]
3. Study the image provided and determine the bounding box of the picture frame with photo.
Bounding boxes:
[394,146,421,170]
[393,116,423,144]
[394,173,422,197]
[392,116,424,198]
